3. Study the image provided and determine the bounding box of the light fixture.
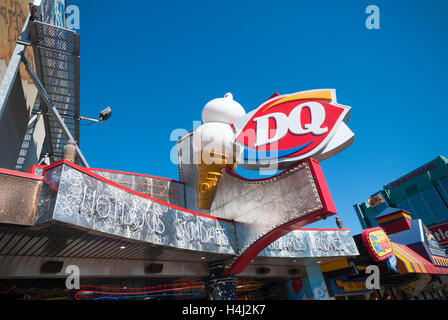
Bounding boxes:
[145,264,164,274]
[256,267,271,275]
[201,256,206,260]
[79,106,112,123]
[99,107,112,122]
[288,268,301,275]
[120,245,126,249]
[40,260,64,273]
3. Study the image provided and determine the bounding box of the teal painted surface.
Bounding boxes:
[354,156,448,229]
[285,277,313,300]
[305,265,332,300]
[384,156,448,204]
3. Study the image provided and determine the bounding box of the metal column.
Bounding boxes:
[206,261,237,300]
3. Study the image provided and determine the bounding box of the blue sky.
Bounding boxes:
[70,0,448,234]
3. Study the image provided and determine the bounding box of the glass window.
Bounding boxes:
[421,188,448,224]
[397,199,417,218]
[406,185,418,196]
[437,176,448,205]
[398,191,440,225]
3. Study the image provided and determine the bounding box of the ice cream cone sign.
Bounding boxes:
[192,93,246,210]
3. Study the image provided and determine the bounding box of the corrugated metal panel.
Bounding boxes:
[0,224,231,263]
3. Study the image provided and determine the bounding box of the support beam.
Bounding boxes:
[21,55,89,168]
[206,261,237,300]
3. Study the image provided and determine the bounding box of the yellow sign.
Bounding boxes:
[331,277,371,295]
[335,280,367,292]
[362,227,393,261]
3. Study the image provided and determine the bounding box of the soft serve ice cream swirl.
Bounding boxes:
[192,93,246,210]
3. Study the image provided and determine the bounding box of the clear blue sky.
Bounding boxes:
[70,0,448,235]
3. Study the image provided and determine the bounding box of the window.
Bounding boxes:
[406,185,418,196]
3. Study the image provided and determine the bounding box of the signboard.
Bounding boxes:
[422,224,447,258]
[40,162,237,256]
[260,229,359,258]
[368,192,385,208]
[91,169,186,208]
[362,227,394,261]
[174,89,355,272]
[388,219,448,265]
[428,221,448,249]
[178,133,340,273]
[33,160,358,273]
[389,162,436,188]
[232,89,353,169]
[329,276,371,296]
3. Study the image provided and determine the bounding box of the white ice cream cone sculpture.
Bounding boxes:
[193,93,245,210]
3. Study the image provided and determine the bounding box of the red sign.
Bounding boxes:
[362,227,394,261]
[368,192,385,208]
[233,89,352,166]
[389,163,436,188]
[429,222,448,248]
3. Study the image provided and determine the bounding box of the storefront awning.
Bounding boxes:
[391,242,448,275]
[433,256,448,267]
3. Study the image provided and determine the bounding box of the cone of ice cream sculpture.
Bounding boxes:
[192,93,246,210]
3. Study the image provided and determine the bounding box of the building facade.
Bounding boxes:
[354,156,448,249]
[319,209,448,301]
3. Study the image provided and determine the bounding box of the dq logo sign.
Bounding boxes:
[233,89,353,167]
[362,227,394,261]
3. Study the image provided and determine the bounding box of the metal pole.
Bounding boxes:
[79,116,100,123]
[21,55,90,168]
